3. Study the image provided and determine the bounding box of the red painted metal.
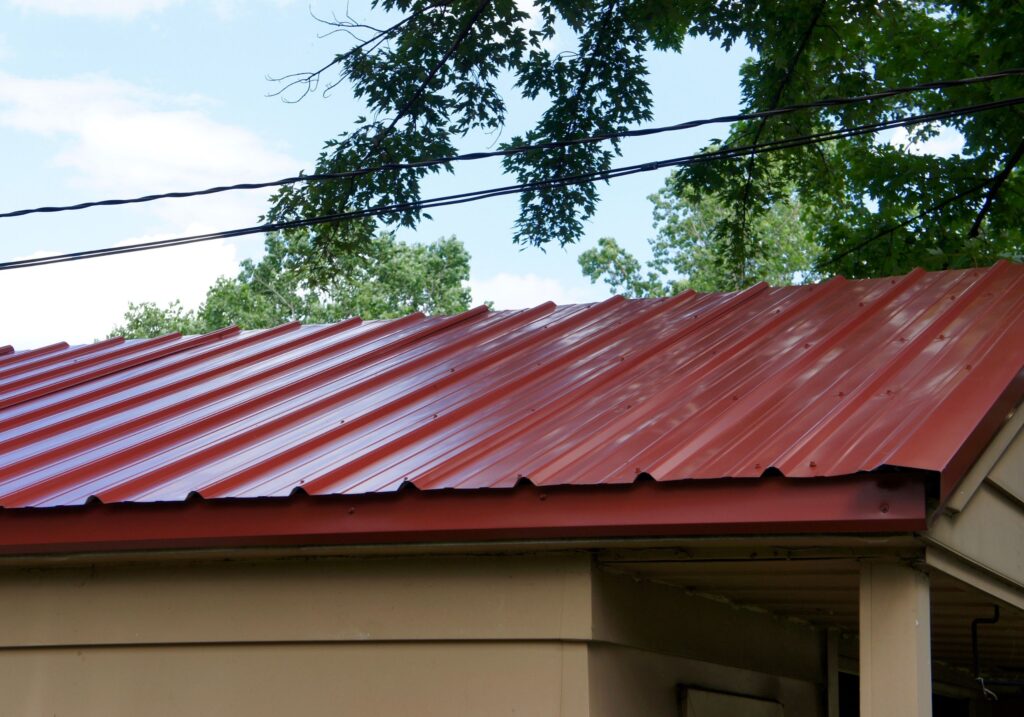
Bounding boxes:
[0,263,1021,550]
[0,341,68,368]
[0,473,926,556]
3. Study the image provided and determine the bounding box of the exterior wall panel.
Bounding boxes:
[587,644,821,717]
[0,555,592,648]
[0,642,587,717]
[928,412,1024,596]
[591,568,824,682]
[0,553,836,716]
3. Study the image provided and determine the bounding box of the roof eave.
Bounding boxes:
[0,472,928,557]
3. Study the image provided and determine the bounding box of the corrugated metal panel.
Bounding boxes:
[1,262,1022,509]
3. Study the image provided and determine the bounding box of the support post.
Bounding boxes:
[859,561,932,717]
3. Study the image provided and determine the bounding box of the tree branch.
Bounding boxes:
[968,137,1024,238]
[733,0,828,285]
[821,177,992,269]
[362,0,492,168]
[266,10,427,102]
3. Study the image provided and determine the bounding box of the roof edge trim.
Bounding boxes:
[0,474,928,556]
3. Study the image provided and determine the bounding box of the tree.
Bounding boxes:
[268,0,1023,281]
[579,174,819,296]
[109,231,472,339]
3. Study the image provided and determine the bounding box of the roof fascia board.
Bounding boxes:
[0,473,927,557]
[925,545,1024,612]
[940,369,1024,501]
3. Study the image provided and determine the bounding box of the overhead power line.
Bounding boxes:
[2,95,1021,272]
[2,68,1023,220]
[820,178,995,268]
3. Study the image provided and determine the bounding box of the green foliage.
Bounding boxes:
[272,0,1024,279]
[109,300,205,339]
[579,174,819,296]
[109,232,472,339]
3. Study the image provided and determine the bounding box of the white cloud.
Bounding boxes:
[0,72,296,198]
[0,71,300,348]
[7,0,183,18]
[889,124,965,157]
[7,0,297,19]
[0,235,252,349]
[470,272,606,309]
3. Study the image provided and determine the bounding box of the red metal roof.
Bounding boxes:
[1,262,1022,518]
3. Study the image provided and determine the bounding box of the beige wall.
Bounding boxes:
[588,644,820,717]
[927,405,1024,604]
[588,569,824,717]
[0,553,828,716]
[0,555,592,647]
[0,642,590,717]
[591,568,824,683]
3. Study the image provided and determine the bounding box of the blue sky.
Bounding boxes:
[0,0,755,348]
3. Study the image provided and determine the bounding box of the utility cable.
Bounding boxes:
[819,178,995,268]
[2,95,1021,272]
[2,68,1023,220]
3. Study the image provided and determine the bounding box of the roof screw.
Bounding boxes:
[886,389,893,395]
[732,395,739,401]
[939,334,946,340]
[965,364,972,370]
[879,502,890,514]
[754,463,762,470]
[539,493,547,501]
[838,391,845,397]
[804,343,811,348]
[348,507,356,515]
[809,461,817,468]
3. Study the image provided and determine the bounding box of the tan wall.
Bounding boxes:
[588,644,821,717]
[928,406,1024,601]
[0,553,829,716]
[0,642,589,717]
[588,568,824,717]
[591,568,825,683]
[0,555,592,647]
[0,555,595,717]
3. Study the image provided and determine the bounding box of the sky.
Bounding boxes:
[0,0,756,348]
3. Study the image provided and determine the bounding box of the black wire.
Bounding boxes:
[2,68,1023,220]
[821,178,995,268]
[3,95,1020,272]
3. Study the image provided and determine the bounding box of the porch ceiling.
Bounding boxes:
[600,555,1024,680]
